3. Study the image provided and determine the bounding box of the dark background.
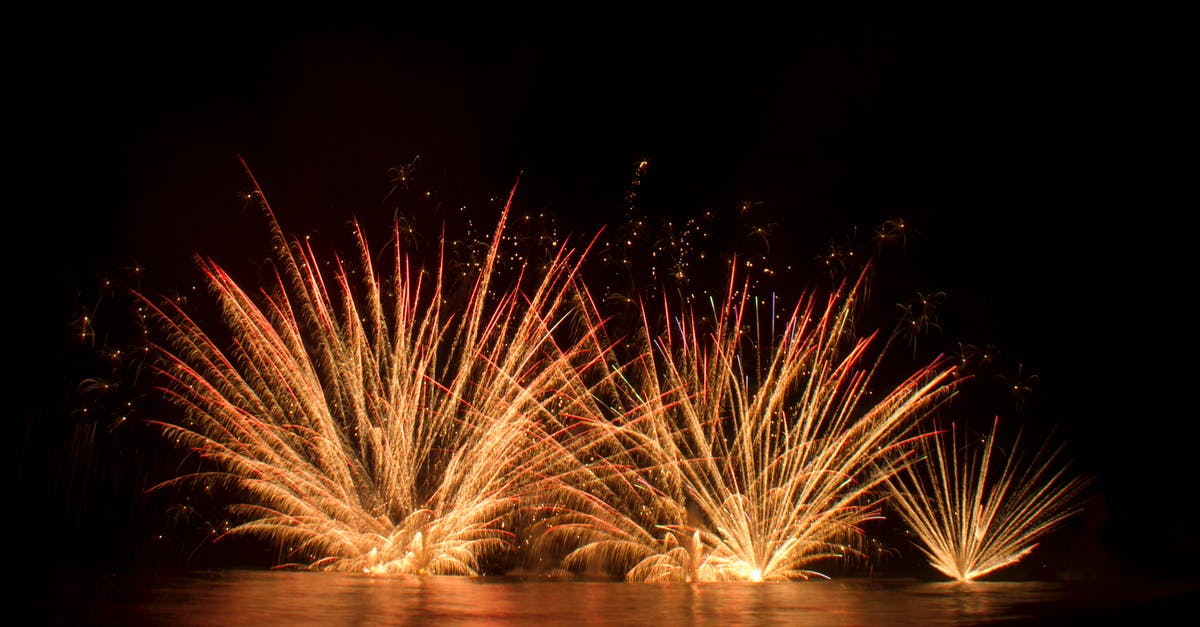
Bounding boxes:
[7,2,1190,580]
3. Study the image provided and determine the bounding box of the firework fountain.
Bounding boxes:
[138,164,604,574]
[533,266,956,581]
[885,417,1091,582]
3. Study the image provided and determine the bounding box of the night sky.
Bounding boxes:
[9,2,1190,579]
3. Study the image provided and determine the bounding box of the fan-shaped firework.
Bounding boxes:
[140,168,597,574]
[129,162,1086,582]
[885,417,1090,582]
[535,269,956,581]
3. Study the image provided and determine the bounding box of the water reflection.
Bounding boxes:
[40,570,1194,626]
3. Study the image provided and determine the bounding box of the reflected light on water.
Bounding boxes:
[38,570,1196,626]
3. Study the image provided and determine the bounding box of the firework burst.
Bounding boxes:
[885,417,1090,582]
[536,268,956,581]
[139,165,596,575]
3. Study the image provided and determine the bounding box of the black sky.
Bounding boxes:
[9,2,1191,578]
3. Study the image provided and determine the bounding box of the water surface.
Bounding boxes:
[35,569,1195,626]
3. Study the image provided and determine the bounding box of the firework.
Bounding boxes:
[128,161,1078,582]
[535,268,956,581]
[139,165,597,575]
[885,417,1090,582]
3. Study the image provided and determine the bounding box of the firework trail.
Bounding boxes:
[139,164,598,575]
[535,267,956,581]
[885,417,1090,582]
